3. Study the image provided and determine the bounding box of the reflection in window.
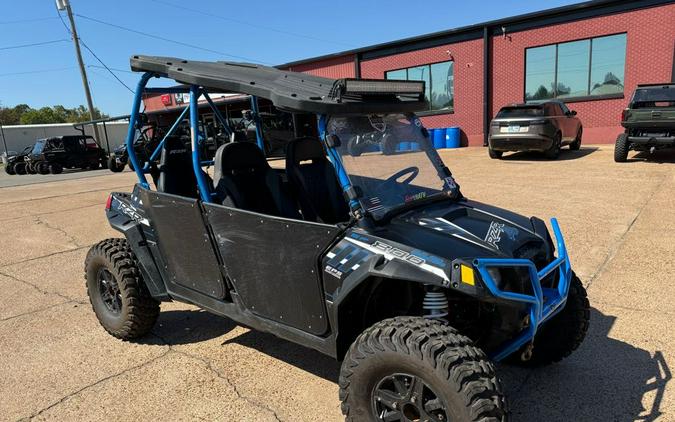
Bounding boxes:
[525,33,626,101]
[385,60,454,112]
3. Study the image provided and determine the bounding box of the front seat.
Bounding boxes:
[213,142,300,218]
[157,136,198,198]
[285,138,349,224]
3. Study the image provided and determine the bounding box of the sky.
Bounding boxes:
[0,0,580,116]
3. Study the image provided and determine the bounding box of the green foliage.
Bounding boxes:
[0,103,107,125]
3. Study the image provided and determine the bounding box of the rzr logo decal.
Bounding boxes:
[113,198,150,226]
[485,221,518,249]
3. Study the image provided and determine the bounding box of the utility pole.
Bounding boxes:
[0,120,8,159]
[56,0,100,140]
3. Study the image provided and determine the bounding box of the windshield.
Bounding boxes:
[31,140,46,155]
[328,114,453,219]
[632,87,675,108]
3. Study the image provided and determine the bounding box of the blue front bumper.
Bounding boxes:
[474,218,572,362]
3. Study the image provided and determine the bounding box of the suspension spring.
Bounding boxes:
[423,288,449,319]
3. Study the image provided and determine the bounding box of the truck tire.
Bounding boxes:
[544,132,562,159]
[49,163,63,174]
[85,238,160,340]
[569,127,582,150]
[488,147,503,159]
[5,163,16,175]
[14,162,27,175]
[339,316,507,422]
[614,133,629,162]
[510,273,589,367]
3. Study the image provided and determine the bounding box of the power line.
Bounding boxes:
[0,39,69,51]
[0,66,77,77]
[148,0,354,48]
[88,65,135,74]
[75,13,271,64]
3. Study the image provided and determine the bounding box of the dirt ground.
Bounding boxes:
[1,145,674,421]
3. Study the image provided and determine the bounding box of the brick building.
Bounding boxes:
[279,0,675,146]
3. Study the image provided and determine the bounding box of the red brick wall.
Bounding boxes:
[360,39,485,146]
[492,3,675,144]
[285,54,356,78]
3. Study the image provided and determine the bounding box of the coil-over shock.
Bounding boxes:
[423,286,449,319]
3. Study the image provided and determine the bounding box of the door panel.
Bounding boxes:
[139,189,225,299]
[204,203,338,335]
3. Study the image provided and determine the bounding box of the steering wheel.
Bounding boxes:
[380,166,419,192]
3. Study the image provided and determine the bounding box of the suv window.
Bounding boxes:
[631,87,675,108]
[558,102,571,115]
[496,106,543,117]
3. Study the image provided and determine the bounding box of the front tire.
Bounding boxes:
[85,238,160,340]
[614,133,629,162]
[511,274,589,367]
[488,147,503,159]
[544,132,562,159]
[339,316,507,422]
[5,163,16,175]
[14,162,27,175]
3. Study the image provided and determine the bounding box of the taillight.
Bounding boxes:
[105,194,113,211]
[621,109,628,121]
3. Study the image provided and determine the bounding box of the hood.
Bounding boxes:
[114,144,127,154]
[376,198,551,262]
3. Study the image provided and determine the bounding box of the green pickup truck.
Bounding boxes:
[615,83,675,162]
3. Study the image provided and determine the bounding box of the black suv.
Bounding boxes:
[27,135,107,174]
[615,83,675,162]
[488,100,583,159]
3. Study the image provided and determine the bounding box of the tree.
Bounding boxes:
[0,104,107,125]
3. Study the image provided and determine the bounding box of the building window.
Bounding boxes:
[525,33,626,101]
[385,60,454,112]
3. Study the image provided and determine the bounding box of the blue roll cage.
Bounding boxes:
[125,72,572,362]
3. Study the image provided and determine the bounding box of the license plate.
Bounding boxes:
[500,125,528,133]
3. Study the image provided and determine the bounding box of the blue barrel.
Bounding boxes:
[410,141,421,151]
[445,127,460,148]
[433,128,446,149]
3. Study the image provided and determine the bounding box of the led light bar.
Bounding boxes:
[342,78,425,95]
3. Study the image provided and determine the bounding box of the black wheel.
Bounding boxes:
[14,162,27,175]
[381,134,397,156]
[347,136,364,157]
[49,163,63,174]
[37,162,51,175]
[26,162,37,174]
[569,126,582,150]
[85,238,160,340]
[614,133,629,162]
[339,316,507,422]
[488,147,503,159]
[510,273,589,367]
[544,132,561,159]
[108,156,124,172]
[5,163,16,175]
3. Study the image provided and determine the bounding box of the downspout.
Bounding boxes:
[483,26,491,147]
[354,53,361,79]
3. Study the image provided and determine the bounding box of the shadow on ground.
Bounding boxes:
[500,147,598,162]
[145,307,670,421]
[628,148,675,163]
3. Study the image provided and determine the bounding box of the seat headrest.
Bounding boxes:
[287,137,326,164]
[216,141,267,172]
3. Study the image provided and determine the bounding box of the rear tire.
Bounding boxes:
[5,163,16,175]
[510,274,589,367]
[37,162,50,175]
[569,127,582,150]
[347,136,363,157]
[14,162,27,175]
[381,134,397,156]
[339,316,507,422]
[85,238,160,340]
[49,163,63,174]
[614,133,629,162]
[108,157,124,172]
[544,132,562,159]
[488,147,503,159]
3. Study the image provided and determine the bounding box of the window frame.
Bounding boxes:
[385,59,455,115]
[524,32,627,104]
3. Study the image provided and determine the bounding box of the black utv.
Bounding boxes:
[27,135,107,174]
[85,56,590,421]
[4,144,34,175]
[615,83,675,162]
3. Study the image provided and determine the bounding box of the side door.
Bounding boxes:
[204,203,339,336]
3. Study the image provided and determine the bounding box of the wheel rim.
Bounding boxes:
[372,373,448,422]
[97,268,122,315]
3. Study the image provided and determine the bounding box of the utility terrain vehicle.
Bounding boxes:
[615,83,675,162]
[86,56,590,421]
[4,144,34,175]
[26,135,107,174]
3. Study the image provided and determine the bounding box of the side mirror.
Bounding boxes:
[568,110,577,116]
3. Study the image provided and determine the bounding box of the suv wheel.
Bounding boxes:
[49,163,63,174]
[509,273,589,367]
[544,132,562,159]
[85,238,160,339]
[339,317,507,422]
[569,127,582,150]
[14,162,27,175]
[488,147,503,159]
[614,133,629,162]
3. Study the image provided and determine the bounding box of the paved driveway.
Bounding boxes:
[0,145,673,421]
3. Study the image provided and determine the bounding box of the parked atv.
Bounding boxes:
[4,145,34,175]
[86,56,590,421]
[615,83,675,162]
[108,126,160,173]
[27,135,107,174]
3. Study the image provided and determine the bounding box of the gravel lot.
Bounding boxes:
[1,145,674,421]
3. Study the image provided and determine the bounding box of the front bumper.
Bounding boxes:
[489,133,554,152]
[474,218,571,361]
